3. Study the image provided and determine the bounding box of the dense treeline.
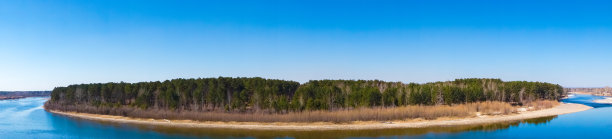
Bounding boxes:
[47,77,563,114]
[290,79,563,111]
[49,77,299,112]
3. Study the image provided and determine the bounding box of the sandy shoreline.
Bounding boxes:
[593,97,612,104]
[572,92,612,104]
[47,103,592,131]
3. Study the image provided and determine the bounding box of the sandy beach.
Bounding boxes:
[593,97,612,104]
[46,103,592,131]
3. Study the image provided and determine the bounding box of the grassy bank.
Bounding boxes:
[45,100,558,123]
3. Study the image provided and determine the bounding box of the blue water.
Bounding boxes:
[1,95,611,139]
[0,97,189,139]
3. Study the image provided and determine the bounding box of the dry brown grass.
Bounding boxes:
[465,101,516,115]
[524,100,560,110]
[45,100,557,123]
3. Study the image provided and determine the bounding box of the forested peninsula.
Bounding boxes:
[45,78,565,123]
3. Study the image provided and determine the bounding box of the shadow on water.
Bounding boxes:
[69,115,557,139]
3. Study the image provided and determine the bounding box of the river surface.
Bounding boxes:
[1,94,611,139]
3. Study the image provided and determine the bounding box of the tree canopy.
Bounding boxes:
[49,77,564,113]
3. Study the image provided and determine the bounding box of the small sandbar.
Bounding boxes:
[593,97,612,104]
[47,103,592,131]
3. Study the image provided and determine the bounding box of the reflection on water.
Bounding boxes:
[64,107,556,139]
[1,95,610,139]
[155,116,555,138]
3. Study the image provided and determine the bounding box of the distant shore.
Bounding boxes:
[0,96,27,100]
[46,103,591,131]
[571,91,612,96]
[0,96,49,100]
[0,91,51,100]
[569,92,612,104]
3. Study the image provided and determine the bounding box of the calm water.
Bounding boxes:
[1,95,611,139]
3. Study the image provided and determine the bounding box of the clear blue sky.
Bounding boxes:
[1,0,612,91]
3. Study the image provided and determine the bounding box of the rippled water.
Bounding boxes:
[1,95,611,139]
